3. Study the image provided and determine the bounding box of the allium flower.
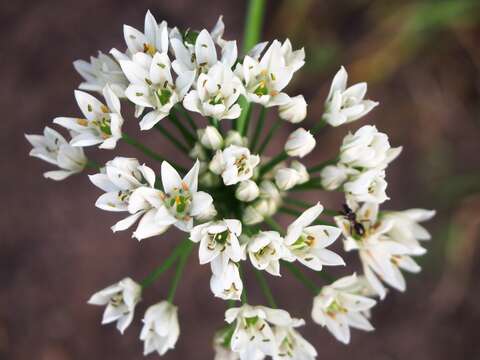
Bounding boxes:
[89,157,156,233]
[157,160,214,232]
[183,62,243,120]
[340,125,402,170]
[210,145,260,185]
[73,51,128,98]
[120,52,193,130]
[54,86,123,149]
[284,128,316,158]
[284,203,344,271]
[190,219,244,268]
[140,301,180,356]
[88,277,142,334]
[25,127,87,180]
[27,8,436,358]
[225,305,294,359]
[247,231,285,276]
[273,318,317,360]
[323,66,378,127]
[312,274,376,344]
[236,40,297,107]
[278,95,307,123]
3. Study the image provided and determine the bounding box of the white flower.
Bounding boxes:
[88,157,161,237]
[25,127,87,180]
[340,125,402,170]
[284,128,316,158]
[140,301,180,356]
[183,62,243,120]
[236,180,260,202]
[120,52,193,130]
[343,169,389,204]
[122,10,169,57]
[311,274,376,344]
[323,66,378,127]
[225,304,294,359]
[210,261,244,300]
[280,39,305,73]
[54,86,123,149]
[275,168,301,191]
[235,40,294,107]
[198,126,224,150]
[247,231,285,276]
[190,219,244,269]
[290,161,310,184]
[195,202,218,221]
[273,318,317,360]
[157,160,214,232]
[335,202,421,299]
[224,130,248,147]
[73,51,128,98]
[320,164,355,190]
[284,203,344,271]
[278,95,307,123]
[210,145,260,185]
[383,208,436,255]
[171,28,237,79]
[88,277,141,334]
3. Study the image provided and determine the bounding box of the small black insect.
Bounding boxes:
[340,204,365,236]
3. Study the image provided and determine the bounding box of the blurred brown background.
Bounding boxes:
[2,0,480,359]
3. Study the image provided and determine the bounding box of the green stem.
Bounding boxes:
[308,157,339,174]
[263,216,284,234]
[167,241,194,303]
[257,120,281,155]
[253,269,277,308]
[239,263,248,304]
[243,0,266,53]
[86,159,101,170]
[154,123,190,154]
[282,261,320,294]
[175,105,197,132]
[141,239,191,288]
[169,112,196,146]
[250,106,266,151]
[312,118,327,134]
[260,151,288,176]
[209,117,220,130]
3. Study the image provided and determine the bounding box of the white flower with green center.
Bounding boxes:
[171,28,237,81]
[25,126,87,180]
[140,301,180,356]
[88,277,141,334]
[323,66,378,127]
[236,40,295,107]
[311,273,376,344]
[120,52,193,130]
[53,86,123,149]
[225,305,294,359]
[155,160,214,232]
[340,125,402,170]
[73,51,128,98]
[272,318,317,360]
[247,231,285,276]
[190,219,244,269]
[183,62,243,120]
[284,203,345,271]
[210,145,260,186]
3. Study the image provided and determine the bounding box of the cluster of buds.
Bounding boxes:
[26,9,434,359]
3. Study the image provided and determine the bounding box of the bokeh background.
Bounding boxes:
[2,0,480,359]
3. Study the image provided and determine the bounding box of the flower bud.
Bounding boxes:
[284,128,316,158]
[235,180,260,202]
[224,130,247,147]
[195,202,218,221]
[189,142,208,161]
[199,170,221,188]
[320,164,354,190]
[198,126,223,150]
[279,95,307,123]
[290,160,309,184]
[209,150,225,175]
[275,168,301,190]
[243,205,263,225]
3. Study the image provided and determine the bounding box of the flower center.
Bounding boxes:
[110,292,124,307]
[326,300,347,318]
[290,234,315,251]
[143,43,156,56]
[164,186,192,220]
[208,230,230,250]
[155,88,173,106]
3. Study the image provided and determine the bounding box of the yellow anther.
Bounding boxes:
[76,118,88,126]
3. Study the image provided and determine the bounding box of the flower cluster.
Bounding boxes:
[26,9,435,359]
